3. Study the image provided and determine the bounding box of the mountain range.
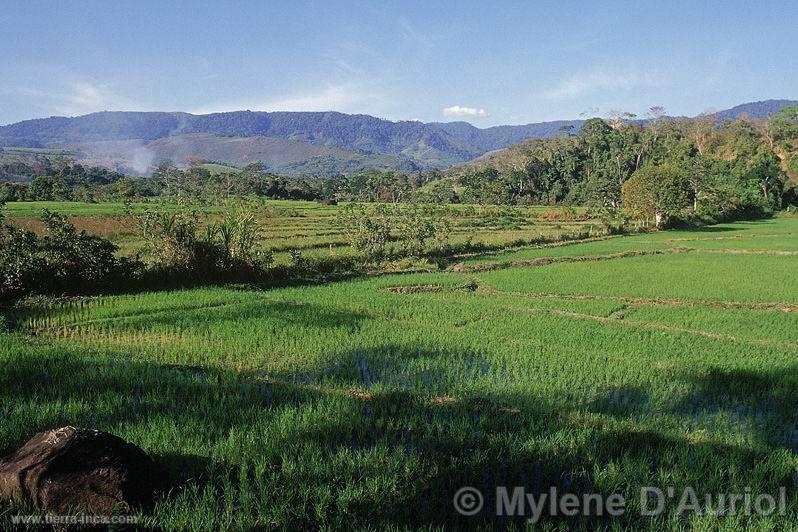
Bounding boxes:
[0,99,794,177]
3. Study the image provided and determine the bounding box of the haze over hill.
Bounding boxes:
[0,99,794,176]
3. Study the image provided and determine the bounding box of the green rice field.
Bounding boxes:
[1,211,797,529]
[2,201,599,264]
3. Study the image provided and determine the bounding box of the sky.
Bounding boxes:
[0,0,796,127]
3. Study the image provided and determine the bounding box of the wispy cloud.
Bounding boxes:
[263,85,369,112]
[398,18,435,55]
[192,83,387,115]
[53,81,133,115]
[442,105,488,118]
[1,80,134,118]
[543,69,669,100]
[322,41,388,78]
[550,35,613,53]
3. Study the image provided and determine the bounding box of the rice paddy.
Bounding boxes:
[2,201,599,264]
[1,209,797,530]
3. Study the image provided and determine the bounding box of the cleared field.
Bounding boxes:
[0,146,74,156]
[201,163,241,175]
[1,215,797,529]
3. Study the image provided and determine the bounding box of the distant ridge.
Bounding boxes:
[0,99,794,175]
[708,99,798,122]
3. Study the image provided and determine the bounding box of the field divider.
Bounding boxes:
[473,285,798,313]
[20,297,271,332]
[500,304,798,350]
[445,234,626,261]
[641,231,795,243]
[448,247,694,273]
[688,248,798,256]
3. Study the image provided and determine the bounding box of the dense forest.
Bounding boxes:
[2,107,797,225]
[440,107,798,221]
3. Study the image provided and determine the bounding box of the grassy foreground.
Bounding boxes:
[1,216,797,529]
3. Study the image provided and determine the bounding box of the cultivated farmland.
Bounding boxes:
[1,201,601,264]
[1,212,797,529]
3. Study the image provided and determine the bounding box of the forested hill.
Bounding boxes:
[0,111,583,158]
[0,99,794,174]
[710,100,798,122]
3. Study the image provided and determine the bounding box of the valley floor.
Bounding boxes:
[2,216,798,530]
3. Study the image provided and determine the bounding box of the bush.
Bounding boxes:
[394,207,437,257]
[694,183,771,223]
[587,206,629,235]
[134,206,270,284]
[338,204,452,262]
[337,204,392,261]
[0,210,139,300]
[538,206,585,222]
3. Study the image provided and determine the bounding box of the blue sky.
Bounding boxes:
[1,0,795,126]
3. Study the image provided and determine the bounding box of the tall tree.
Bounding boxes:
[622,164,690,228]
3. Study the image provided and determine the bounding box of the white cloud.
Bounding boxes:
[442,105,488,118]
[543,69,669,100]
[263,85,366,112]
[1,80,134,118]
[192,84,386,115]
[53,81,133,115]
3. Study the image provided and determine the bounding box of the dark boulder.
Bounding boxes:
[0,426,156,514]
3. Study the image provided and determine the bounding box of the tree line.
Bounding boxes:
[2,108,796,226]
[445,107,797,224]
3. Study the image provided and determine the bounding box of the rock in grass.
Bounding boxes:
[0,426,156,514]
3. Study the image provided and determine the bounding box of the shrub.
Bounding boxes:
[212,208,261,267]
[134,206,269,283]
[0,209,139,300]
[135,210,201,270]
[587,206,629,235]
[433,219,452,253]
[288,249,304,268]
[337,204,392,261]
[394,207,437,257]
[338,204,452,262]
[537,207,586,222]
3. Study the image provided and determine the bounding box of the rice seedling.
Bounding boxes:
[1,213,797,529]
